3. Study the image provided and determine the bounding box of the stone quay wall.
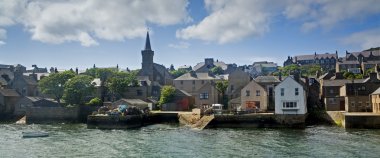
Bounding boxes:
[26,106,80,123]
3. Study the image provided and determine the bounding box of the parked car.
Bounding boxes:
[212,104,223,114]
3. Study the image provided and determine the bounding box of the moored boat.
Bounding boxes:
[22,131,49,138]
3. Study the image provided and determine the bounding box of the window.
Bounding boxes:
[201,80,205,84]
[199,93,209,99]
[246,90,250,96]
[282,101,297,108]
[295,88,299,96]
[351,102,355,107]
[256,90,260,96]
[281,88,284,96]
[137,90,143,96]
[329,89,334,94]
[192,80,195,85]
[231,85,234,91]
[180,81,183,85]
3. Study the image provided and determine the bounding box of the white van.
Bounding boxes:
[212,104,223,114]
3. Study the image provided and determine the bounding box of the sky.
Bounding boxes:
[0,0,379,70]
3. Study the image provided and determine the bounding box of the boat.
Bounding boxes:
[22,131,49,138]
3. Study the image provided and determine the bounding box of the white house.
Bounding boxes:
[274,76,307,114]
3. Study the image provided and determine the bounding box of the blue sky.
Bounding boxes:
[0,0,379,70]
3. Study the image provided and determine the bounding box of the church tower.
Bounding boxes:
[141,31,154,80]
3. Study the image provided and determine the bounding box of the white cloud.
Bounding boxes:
[177,0,274,44]
[342,28,380,49]
[0,28,6,46]
[0,0,190,46]
[168,41,190,49]
[177,0,380,44]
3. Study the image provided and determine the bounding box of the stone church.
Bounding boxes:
[137,32,173,99]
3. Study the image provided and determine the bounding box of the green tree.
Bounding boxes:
[300,64,321,76]
[211,66,224,75]
[281,64,299,76]
[63,75,95,105]
[85,68,116,101]
[86,97,103,106]
[215,80,229,106]
[38,71,76,103]
[169,69,189,78]
[159,85,176,106]
[343,71,363,79]
[106,71,139,101]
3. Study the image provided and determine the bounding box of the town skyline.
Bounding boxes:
[0,0,379,70]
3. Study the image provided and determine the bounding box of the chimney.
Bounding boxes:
[189,70,196,77]
[205,58,214,66]
[369,72,378,81]
[334,72,344,79]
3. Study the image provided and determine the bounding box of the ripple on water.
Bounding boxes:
[1,124,380,157]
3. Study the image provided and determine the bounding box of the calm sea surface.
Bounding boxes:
[1,123,380,157]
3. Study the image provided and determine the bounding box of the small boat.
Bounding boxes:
[22,131,49,138]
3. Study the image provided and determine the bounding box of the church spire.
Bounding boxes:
[144,31,151,50]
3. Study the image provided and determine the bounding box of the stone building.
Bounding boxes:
[336,49,380,73]
[137,32,173,100]
[226,69,251,100]
[340,73,380,112]
[0,89,20,115]
[371,87,380,113]
[254,76,281,111]
[283,52,338,71]
[240,80,268,112]
[174,71,221,107]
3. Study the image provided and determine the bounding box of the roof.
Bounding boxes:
[0,89,20,97]
[144,31,151,50]
[322,79,365,87]
[23,72,50,80]
[175,72,221,80]
[372,87,380,95]
[178,65,191,69]
[0,64,12,69]
[350,50,380,58]
[176,89,192,97]
[153,63,173,79]
[254,76,280,83]
[23,76,38,85]
[294,53,337,61]
[193,61,228,71]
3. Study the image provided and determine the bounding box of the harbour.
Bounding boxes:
[1,123,380,157]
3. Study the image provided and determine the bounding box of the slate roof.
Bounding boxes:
[178,65,191,69]
[175,72,221,80]
[193,61,228,71]
[350,50,380,58]
[153,63,173,79]
[0,89,20,97]
[23,76,38,85]
[0,64,12,69]
[322,79,365,87]
[372,87,380,95]
[294,53,337,61]
[254,76,280,83]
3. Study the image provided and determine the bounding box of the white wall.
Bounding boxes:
[274,77,307,114]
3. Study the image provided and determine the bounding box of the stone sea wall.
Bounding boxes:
[26,106,80,123]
